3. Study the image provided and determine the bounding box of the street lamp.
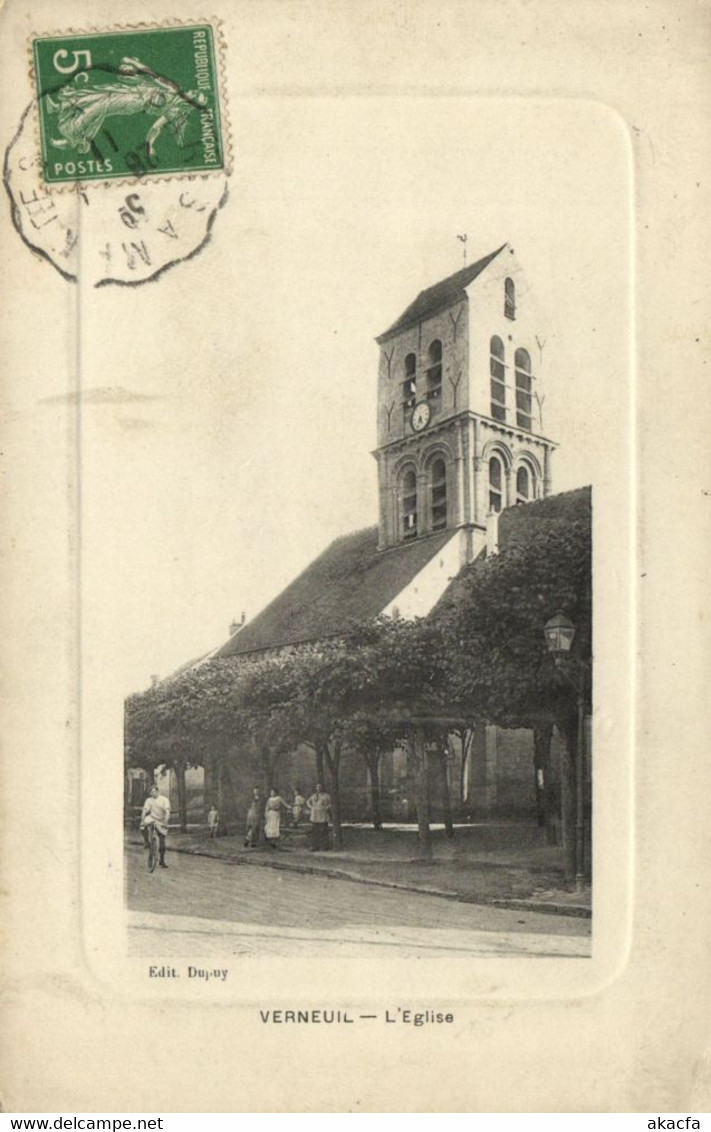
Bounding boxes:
[543,612,576,655]
[544,613,588,894]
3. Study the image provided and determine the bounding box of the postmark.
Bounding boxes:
[31,23,227,187]
[4,101,229,286]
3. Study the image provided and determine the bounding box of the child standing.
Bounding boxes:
[207,803,220,838]
[292,789,305,827]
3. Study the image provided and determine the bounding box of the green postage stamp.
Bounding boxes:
[32,24,226,185]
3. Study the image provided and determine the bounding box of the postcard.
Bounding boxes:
[1,0,709,1114]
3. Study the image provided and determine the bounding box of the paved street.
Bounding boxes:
[127,846,591,958]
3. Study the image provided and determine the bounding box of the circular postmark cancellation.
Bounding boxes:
[5,23,231,284]
[31,24,228,186]
[4,100,229,286]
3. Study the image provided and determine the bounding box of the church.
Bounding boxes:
[128,244,591,833]
[195,243,587,827]
[219,244,554,654]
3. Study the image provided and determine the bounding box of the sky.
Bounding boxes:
[51,96,631,695]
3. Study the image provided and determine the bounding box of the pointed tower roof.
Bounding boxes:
[376,244,507,343]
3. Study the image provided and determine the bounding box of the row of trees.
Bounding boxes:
[126,618,451,853]
[125,502,591,872]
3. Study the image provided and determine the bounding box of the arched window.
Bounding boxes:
[516,466,530,504]
[515,347,533,431]
[402,468,418,540]
[430,458,448,531]
[505,277,516,320]
[490,336,506,422]
[402,353,417,425]
[489,456,504,513]
[426,340,443,403]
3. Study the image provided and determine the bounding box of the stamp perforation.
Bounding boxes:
[27,16,232,194]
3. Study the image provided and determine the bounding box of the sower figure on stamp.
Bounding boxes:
[306,784,331,851]
[140,784,170,868]
[46,57,207,158]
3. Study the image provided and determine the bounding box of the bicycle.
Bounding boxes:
[145,822,160,873]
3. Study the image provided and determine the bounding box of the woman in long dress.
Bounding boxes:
[244,788,262,848]
[264,788,291,849]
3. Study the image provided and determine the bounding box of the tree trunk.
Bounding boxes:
[533,723,555,841]
[437,747,455,839]
[558,718,577,882]
[315,744,326,786]
[543,731,558,846]
[262,748,272,794]
[412,726,432,862]
[365,751,383,830]
[459,728,473,811]
[227,755,245,829]
[216,759,229,835]
[324,742,343,849]
[258,745,281,795]
[217,754,240,835]
[175,760,188,833]
[204,756,216,812]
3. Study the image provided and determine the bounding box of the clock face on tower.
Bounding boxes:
[411,401,431,432]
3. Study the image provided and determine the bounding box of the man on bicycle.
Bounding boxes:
[140,784,171,868]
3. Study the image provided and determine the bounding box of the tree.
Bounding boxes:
[233,625,449,852]
[432,737,455,838]
[238,655,307,794]
[125,657,253,831]
[337,713,397,830]
[339,617,454,860]
[275,640,368,849]
[124,495,590,875]
[238,634,392,848]
[449,724,477,813]
[438,502,592,879]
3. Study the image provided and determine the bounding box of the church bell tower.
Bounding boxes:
[373,244,555,558]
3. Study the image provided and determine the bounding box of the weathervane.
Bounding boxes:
[456,233,468,265]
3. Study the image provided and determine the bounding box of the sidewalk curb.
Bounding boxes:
[129,837,592,920]
[483,898,591,919]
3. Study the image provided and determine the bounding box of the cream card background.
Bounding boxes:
[0,0,709,1113]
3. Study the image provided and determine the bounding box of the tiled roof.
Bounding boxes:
[498,486,592,550]
[376,245,506,342]
[431,487,592,618]
[216,526,456,657]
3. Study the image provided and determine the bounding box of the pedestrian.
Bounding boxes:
[140,784,171,868]
[292,788,305,828]
[207,803,220,839]
[306,783,331,851]
[244,787,262,848]
[264,787,291,849]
